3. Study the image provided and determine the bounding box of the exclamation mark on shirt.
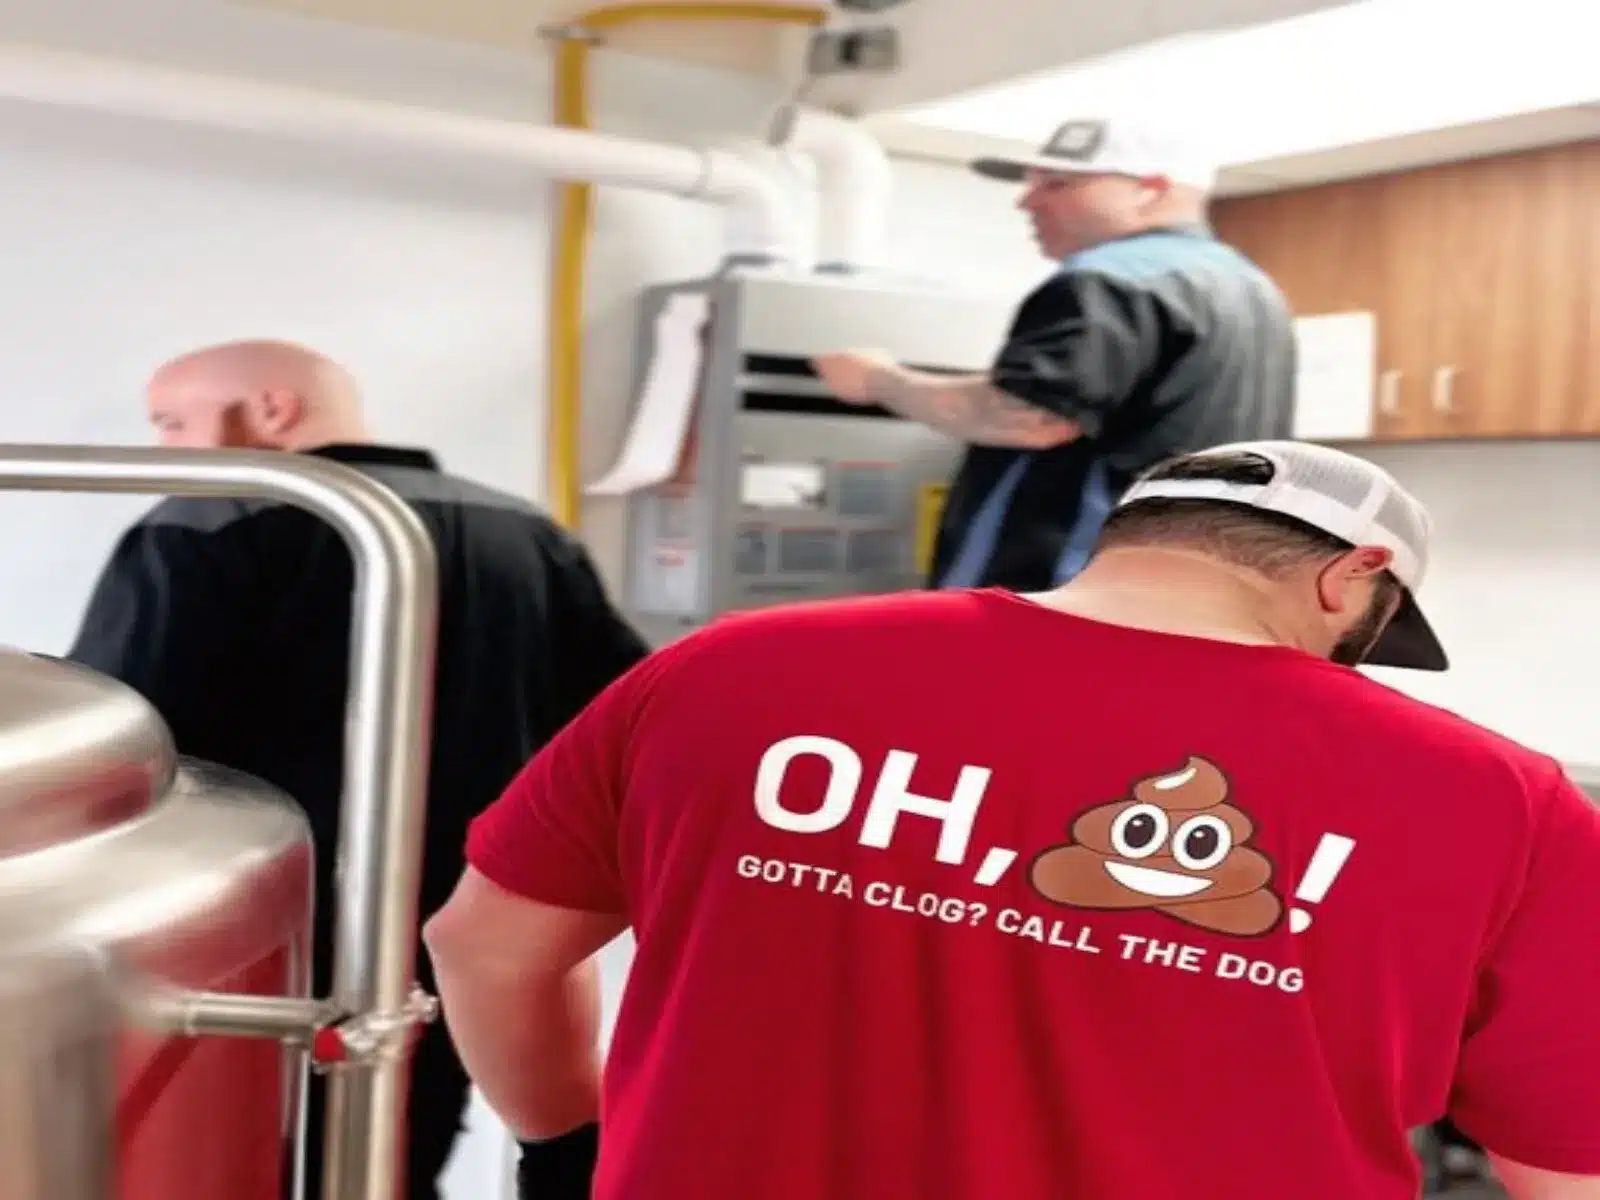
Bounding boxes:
[1289,834,1356,934]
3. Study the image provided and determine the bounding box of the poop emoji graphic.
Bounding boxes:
[1028,756,1283,937]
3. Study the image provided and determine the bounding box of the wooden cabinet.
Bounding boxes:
[1212,139,1599,441]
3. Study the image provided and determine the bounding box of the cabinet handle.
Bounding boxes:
[1378,369,1402,416]
[1431,366,1459,415]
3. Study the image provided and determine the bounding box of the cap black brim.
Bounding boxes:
[1364,589,1448,671]
[972,156,1105,184]
[970,157,1029,182]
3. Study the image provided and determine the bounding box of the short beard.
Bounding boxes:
[1330,580,1401,667]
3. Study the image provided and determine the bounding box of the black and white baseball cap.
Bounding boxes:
[971,117,1219,192]
[1116,441,1447,671]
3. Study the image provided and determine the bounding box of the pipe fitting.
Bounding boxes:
[310,985,439,1073]
[681,149,720,200]
[135,988,341,1044]
[697,148,803,264]
[787,107,892,272]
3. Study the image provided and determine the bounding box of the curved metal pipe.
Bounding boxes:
[785,107,893,273]
[0,444,438,1200]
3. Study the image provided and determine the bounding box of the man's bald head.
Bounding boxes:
[146,339,369,451]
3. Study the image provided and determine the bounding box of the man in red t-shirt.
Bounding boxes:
[424,441,1600,1200]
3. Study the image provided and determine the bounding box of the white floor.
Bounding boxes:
[437,1090,518,1200]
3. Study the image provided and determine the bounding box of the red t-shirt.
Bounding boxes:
[466,589,1600,1199]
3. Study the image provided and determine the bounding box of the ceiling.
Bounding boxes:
[224,0,1597,190]
[4,0,1589,196]
[866,0,1600,195]
[873,104,1600,198]
[1218,104,1600,196]
[236,0,798,75]
[234,0,1359,112]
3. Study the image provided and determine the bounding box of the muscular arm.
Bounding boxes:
[851,269,1162,448]
[1449,771,1600,1196]
[860,366,1081,449]
[428,649,679,1143]
[425,869,619,1139]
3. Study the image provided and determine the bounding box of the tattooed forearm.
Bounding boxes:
[861,367,1078,448]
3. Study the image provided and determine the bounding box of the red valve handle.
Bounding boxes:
[311,1026,349,1065]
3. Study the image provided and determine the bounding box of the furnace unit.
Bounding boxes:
[617,270,1014,641]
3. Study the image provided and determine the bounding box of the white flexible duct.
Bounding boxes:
[0,41,803,262]
[785,107,893,273]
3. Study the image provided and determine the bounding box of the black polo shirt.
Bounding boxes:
[66,444,648,941]
[931,225,1296,591]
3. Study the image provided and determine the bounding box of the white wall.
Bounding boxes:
[0,108,551,655]
[1358,439,1600,767]
[0,0,1593,1194]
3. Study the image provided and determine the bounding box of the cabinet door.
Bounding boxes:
[1569,142,1599,434]
[1213,180,1388,440]
[1213,179,1384,315]
[1423,143,1593,437]
[1369,167,1446,440]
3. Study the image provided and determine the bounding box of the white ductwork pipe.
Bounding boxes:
[785,107,893,273]
[0,41,803,262]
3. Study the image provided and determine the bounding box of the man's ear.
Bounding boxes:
[252,389,303,434]
[1315,546,1394,614]
[1136,174,1175,209]
[1347,545,1394,580]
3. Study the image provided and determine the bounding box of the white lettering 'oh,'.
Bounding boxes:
[753,736,992,866]
[754,736,863,833]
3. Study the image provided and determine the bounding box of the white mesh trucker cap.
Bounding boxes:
[971,117,1219,193]
[1116,441,1447,672]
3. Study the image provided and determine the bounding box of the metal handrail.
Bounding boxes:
[0,443,440,1200]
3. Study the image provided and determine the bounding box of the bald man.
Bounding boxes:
[145,338,373,450]
[68,340,647,1199]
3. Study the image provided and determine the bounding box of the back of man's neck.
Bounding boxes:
[1024,588,1283,649]
[1021,558,1305,652]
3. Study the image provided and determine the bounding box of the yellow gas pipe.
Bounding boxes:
[547,2,827,529]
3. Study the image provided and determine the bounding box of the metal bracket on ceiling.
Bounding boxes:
[805,26,900,75]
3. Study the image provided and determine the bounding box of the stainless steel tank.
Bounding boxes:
[0,444,440,1200]
[0,648,314,1200]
